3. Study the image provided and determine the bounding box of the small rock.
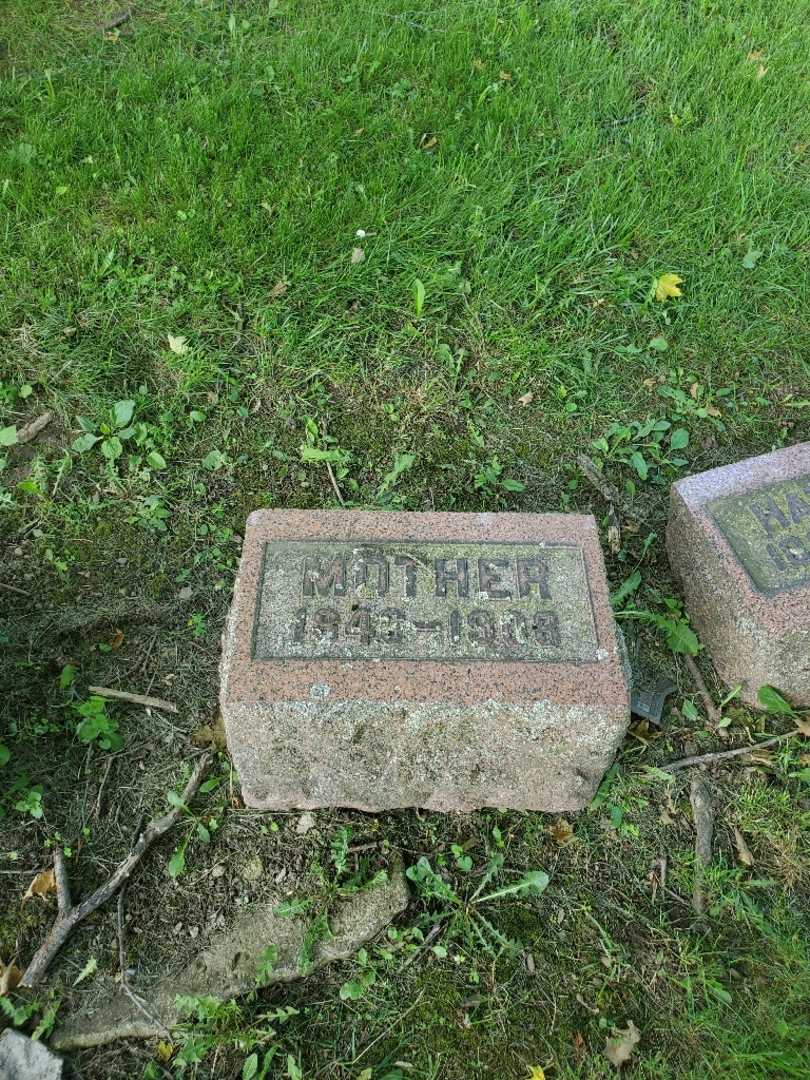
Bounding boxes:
[241,855,264,882]
[0,1030,64,1079]
[296,812,316,835]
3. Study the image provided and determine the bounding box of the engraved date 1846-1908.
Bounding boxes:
[252,540,600,663]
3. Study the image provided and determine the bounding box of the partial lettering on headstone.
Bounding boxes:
[667,443,810,707]
[221,511,630,812]
[708,476,810,594]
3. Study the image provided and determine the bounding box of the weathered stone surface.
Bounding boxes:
[221,511,630,811]
[51,865,409,1051]
[667,443,810,707]
[0,1030,64,1080]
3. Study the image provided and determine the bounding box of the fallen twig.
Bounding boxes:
[577,453,622,549]
[690,774,714,915]
[683,655,721,728]
[16,410,53,445]
[400,922,443,971]
[662,732,794,772]
[576,452,652,526]
[21,753,211,987]
[0,581,28,596]
[88,686,178,714]
[577,453,623,506]
[325,458,345,505]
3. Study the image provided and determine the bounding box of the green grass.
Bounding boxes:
[1,1,809,1077]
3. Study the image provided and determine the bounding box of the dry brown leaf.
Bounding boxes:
[549,818,574,845]
[518,392,534,406]
[23,868,56,904]
[756,64,768,79]
[631,718,652,742]
[706,404,722,417]
[689,382,700,399]
[0,959,22,996]
[109,628,124,650]
[419,133,438,151]
[499,70,513,81]
[191,713,227,751]
[733,826,755,867]
[747,49,764,62]
[605,1020,641,1069]
[793,716,810,737]
[350,247,365,264]
[748,748,774,766]
[269,280,288,300]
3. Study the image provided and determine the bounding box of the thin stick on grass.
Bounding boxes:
[683,654,721,727]
[0,581,28,596]
[690,774,714,915]
[325,458,345,506]
[21,752,211,987]
[16,410,53,445]
[662,732,794,772]
[88,686,178,714]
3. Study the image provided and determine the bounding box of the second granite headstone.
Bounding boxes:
[668,442,810,707]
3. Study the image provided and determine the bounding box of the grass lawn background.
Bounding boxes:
[1,1,808,1077]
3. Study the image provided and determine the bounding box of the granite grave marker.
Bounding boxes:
[221,510,631,811]
[667,442,810,707]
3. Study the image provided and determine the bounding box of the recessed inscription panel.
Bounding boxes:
[709,475,810,595]
[253,540,599,662]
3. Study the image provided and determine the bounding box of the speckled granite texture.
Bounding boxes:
[221,511,631,811]
[667,443,810,707]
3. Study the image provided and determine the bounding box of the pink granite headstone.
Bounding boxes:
[667,442,810,707]
[220,511,630,811]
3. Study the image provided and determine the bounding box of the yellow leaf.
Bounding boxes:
[167,334,189,355]
[526,1068,545,1080]
[23,868,56,904]
[654,273,683,302]
[155,1042,175,1063]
